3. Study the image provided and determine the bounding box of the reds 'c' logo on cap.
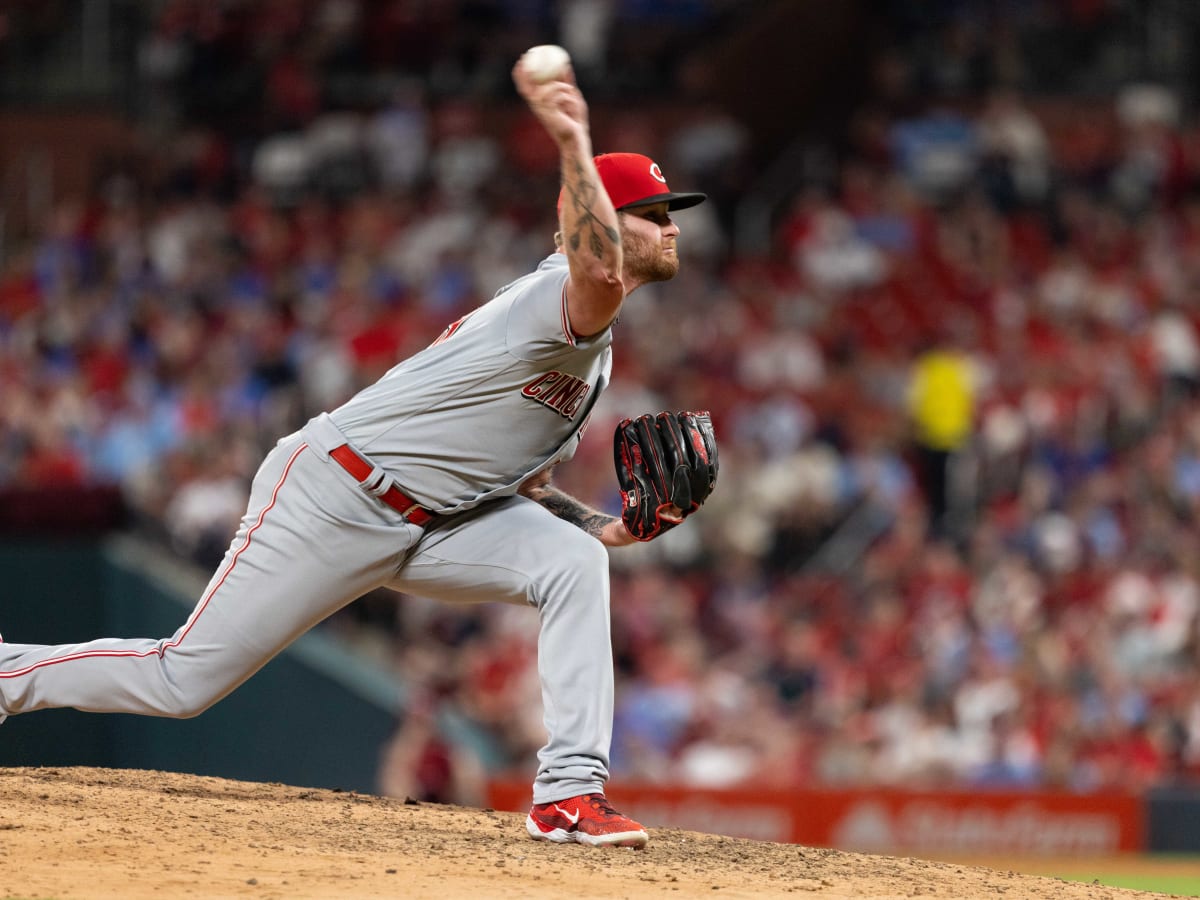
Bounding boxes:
[649,163,667,184]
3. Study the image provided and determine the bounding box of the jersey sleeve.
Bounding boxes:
[504,263,609,361]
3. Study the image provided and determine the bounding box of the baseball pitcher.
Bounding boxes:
[0,49,718,849]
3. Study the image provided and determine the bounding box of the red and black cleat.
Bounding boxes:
[526,793,648,848]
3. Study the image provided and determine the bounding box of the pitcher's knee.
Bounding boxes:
[168,693,220,719]
[158,657,237,718]
[160,685,223,718]
[526,524,610,604]
[553,526,610,578]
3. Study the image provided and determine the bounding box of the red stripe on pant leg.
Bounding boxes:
[0,443,310,679]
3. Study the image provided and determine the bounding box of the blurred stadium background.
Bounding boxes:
[3,0,1200,888]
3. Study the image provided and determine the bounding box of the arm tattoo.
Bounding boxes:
[527,485,617,539]
[564,169,620,257]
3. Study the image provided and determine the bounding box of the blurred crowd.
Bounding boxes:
[5,0,1200,804]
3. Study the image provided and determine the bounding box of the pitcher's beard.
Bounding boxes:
[640,253,679,282]
[622,236,680,283]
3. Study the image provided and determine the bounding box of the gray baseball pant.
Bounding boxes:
[0,426,614,804]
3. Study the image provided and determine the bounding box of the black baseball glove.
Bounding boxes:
[614,410,719,542]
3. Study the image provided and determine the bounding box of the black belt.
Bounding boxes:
[329,444,436,527]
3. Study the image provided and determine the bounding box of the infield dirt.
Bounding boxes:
[0,766,1178,899]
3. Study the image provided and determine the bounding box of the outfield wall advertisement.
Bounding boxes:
[487,782,1144,855]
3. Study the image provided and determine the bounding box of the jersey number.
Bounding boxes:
[430,313,472,347]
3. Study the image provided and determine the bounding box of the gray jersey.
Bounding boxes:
[330,253,612,512]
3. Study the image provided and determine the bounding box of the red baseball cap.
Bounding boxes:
[558,152,706,215]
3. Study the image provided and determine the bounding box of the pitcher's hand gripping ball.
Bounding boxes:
[614,411,719,541]
[520,44,572,83]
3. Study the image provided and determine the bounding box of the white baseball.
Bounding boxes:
[521,44,571,84]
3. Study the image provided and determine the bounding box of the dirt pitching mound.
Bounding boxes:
[0,766,1159,899]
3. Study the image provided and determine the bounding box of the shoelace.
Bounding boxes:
[585,794,620,818]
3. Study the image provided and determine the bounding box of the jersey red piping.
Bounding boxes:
[0,443,310,680]
[560,280,575,346]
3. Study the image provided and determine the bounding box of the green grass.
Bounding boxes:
[1052,858,1200,897]
[1060,874,1200,896]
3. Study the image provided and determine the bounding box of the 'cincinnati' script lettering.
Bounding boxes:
[522,371,591,419]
